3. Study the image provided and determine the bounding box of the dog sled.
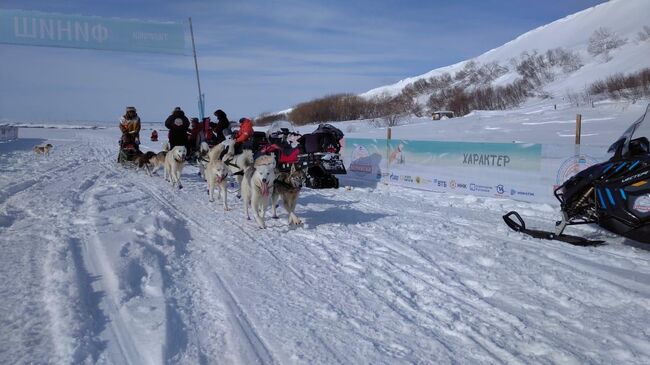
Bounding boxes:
[117,138,141,167]
[217,121,346,192]
[263,122,347,189]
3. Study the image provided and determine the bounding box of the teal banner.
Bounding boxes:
[344,138,542,172]
[0,9,186,54]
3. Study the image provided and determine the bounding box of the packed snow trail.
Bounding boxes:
[1,127,650,364]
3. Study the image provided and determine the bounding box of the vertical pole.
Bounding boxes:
[575,114,582,145]
[386,127,392,184]
[574,113,582,176]
[189,17,204,119]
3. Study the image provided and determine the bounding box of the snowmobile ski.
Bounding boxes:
[503,211,605,246]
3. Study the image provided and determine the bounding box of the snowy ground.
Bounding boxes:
[1,124,650,364]
[342,100,649,145]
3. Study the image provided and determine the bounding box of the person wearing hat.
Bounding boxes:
[164,106,190,149]
[119,106,141,146]
[212,109,232,145]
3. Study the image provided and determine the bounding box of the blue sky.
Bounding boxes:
[0,0,606,123]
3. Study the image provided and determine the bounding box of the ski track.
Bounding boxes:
[1,128,650,364]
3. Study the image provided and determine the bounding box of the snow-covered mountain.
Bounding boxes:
[362,0,650,103]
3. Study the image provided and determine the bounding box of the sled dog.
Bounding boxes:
[196,141,211,180]
[210,138,253,194]
[164,145,187,189]
[206,158,230,211]
[135,151,156,173]
[241,155,276,228]
[147,151,167,176]
[33,143,53,155]
[207,135,235,165]
[272,164,307,225]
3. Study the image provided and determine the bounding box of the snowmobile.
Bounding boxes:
[503,103,650,245]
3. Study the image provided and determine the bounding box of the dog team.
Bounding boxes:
[119,106,306,229]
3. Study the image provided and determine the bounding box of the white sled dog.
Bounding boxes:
[33,143,53,155]
[272,164,307,225]
[206,158,230,211]
[196,141,211,180]
[241,155,276,228]
[209,137,253,194]
[164,145,187,189]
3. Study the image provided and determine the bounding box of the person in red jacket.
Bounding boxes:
[236,117,253,145]
[232,117,254,153]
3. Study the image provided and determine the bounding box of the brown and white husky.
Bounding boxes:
[272,164,307,225]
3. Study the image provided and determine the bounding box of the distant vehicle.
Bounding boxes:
[432,111,455,120]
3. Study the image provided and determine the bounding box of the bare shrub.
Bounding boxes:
[587,27,627,62]
[255,112,287,126]
[638,25,650,42]
[288,93,367,125]
[367,118,387,128]
[588,68,650,102]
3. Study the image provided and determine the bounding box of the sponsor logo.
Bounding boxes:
[633,194,650,213]
[496,184,505,195]
[416,176,421,184]
[403,175,413,183]
[463,153,511,167]
[433,178,447,188]
[450,180,457,189]
[469,183,492,193]
[390,173,399,181]
[510,188,535,197]
[556,154,599,185]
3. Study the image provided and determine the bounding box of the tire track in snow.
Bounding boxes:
[0,143,108,363]
[133,178,278,365]
[368,189,650,363]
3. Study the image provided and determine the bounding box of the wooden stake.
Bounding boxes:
[575,114,582,145]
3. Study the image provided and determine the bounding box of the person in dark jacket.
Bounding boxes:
[212,109,232,145]
[165,107,190,149]
[187,117,202,155]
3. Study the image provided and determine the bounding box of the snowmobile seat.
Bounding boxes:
[301,133,321,154]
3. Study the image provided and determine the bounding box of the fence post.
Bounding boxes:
[575,114,582,145]
[386,128,392,184]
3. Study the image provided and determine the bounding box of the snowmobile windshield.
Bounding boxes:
[608,103,650,157]
[266,121,296,139]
